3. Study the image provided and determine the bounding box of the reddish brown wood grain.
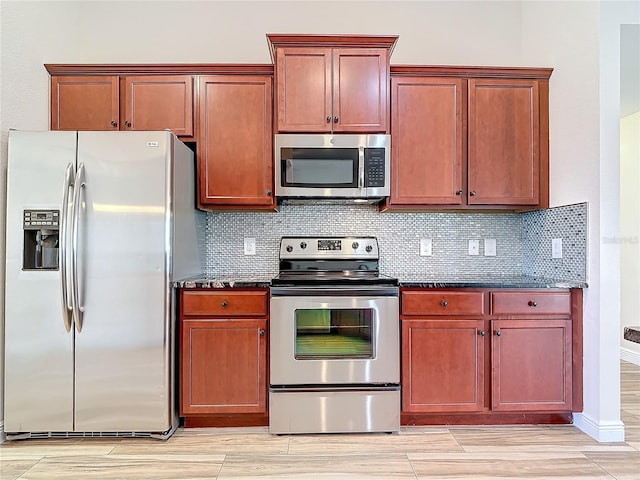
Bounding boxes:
[197,75,274,209]
[123,75,193,136]
[389,77,464,205]
[51,75,119,130]
[402,319,485,412]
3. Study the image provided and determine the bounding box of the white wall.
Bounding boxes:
[0,0,635,441]
[620,111,640,362]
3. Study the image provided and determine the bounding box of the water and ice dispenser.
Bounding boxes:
[23,209,59,270]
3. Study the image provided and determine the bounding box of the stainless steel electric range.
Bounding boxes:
[269,236,400,434]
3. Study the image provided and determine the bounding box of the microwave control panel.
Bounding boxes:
[364,148,386,187]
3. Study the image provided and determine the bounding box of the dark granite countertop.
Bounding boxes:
[174,274,586,290]
[173,276,272,288]
[397,275,587,289]
[624,327,640,344]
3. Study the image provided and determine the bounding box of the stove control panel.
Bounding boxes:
[280,237,379,259]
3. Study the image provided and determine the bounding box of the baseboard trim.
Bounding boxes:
[573,413,625,442]
[620,347,640,366]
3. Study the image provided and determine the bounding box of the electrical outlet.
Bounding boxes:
[552,238,563,259]
[244,237,256,256]
[468,239,480,256]
[484,238,497,256]
[420,238,432,256]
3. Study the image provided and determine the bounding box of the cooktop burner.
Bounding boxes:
[272,236,398,287]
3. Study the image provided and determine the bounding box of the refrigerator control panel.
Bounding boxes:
[23,210,59,230]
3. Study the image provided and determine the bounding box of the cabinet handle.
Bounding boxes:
[124,121,131,128]
[266,189,272,196]
[110,121,117,127]
[259,329,265,336]
[456,190,463,195]
[333,116,339,123]
[221,301,228,308]
[479,330,486,337]
[470,191,477,196]
[528,301,537,307]
[495,330,501,336]
[440,300,448,307]
[326,116,332,123]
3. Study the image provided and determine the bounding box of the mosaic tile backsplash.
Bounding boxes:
[201,202,587,282]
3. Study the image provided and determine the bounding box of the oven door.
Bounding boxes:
[270,293,399,385]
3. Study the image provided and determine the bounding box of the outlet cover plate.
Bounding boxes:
[420,238,433,256]
[244,237,256,255]
[552,238,563,259]
[484,238,496,256]
[468,239,480,256]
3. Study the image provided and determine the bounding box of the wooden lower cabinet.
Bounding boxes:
[491,318,572,411]
[400,288,579,424]
[402,319,485,412]
[181,318,267,414]
[179,288,269,426]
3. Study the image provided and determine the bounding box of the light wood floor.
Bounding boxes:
[1,361,638,479]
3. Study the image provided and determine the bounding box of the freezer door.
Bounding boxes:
[74,131,173,432]
[4,130,77,433]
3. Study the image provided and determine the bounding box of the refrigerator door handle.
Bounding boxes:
[71,163,86,333]
[60,163,75,332]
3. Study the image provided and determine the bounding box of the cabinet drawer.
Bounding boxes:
[402,291,485,316]
[491,291,570,315]
[182,290,268,316]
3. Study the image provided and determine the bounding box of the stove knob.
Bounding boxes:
[300,242,307,249]
[286,245,293,253]
[352,242,359,250]
[365,245,373,253]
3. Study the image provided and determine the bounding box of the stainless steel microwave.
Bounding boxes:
[275,134,391,199]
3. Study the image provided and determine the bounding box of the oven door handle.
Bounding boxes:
[269,286,399,297]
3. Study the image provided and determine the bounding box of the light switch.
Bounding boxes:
[420,238,433,256]
[484,239,496,256]
[244,237,256,255]
[468,239,480,256]
[552,238,563,259]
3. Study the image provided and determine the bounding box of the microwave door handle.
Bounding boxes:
[358,147,365,190]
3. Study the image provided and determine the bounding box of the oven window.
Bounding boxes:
[294,308,374,359]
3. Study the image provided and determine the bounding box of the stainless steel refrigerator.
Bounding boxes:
[4,130,202,439]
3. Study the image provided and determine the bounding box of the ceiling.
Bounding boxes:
[621,24,639,118]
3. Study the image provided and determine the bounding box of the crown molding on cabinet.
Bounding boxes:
[391,65,553,79]
[266,33,399,62]
[44,64,275,76]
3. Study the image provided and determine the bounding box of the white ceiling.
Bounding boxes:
[621,24,639,118]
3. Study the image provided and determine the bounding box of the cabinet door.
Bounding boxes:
[491,319,572,411]
[332,48,389,133]
[468,79,539,205]
[123,75,193,136]
[51,76,119,130]
[402,319,485,412]
[198,75,274,207]
[390,77,464,205]
[181,318,267,414]
[275,47,332,132]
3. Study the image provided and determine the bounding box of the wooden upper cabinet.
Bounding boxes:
[268,34,397,133]
[197,75,274,209]
[50,71,194,136]
[123,76,193,136]
[51,76,119,130]
[468,79,539,206]
[389,77,464,205]
[385,66,552,211]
